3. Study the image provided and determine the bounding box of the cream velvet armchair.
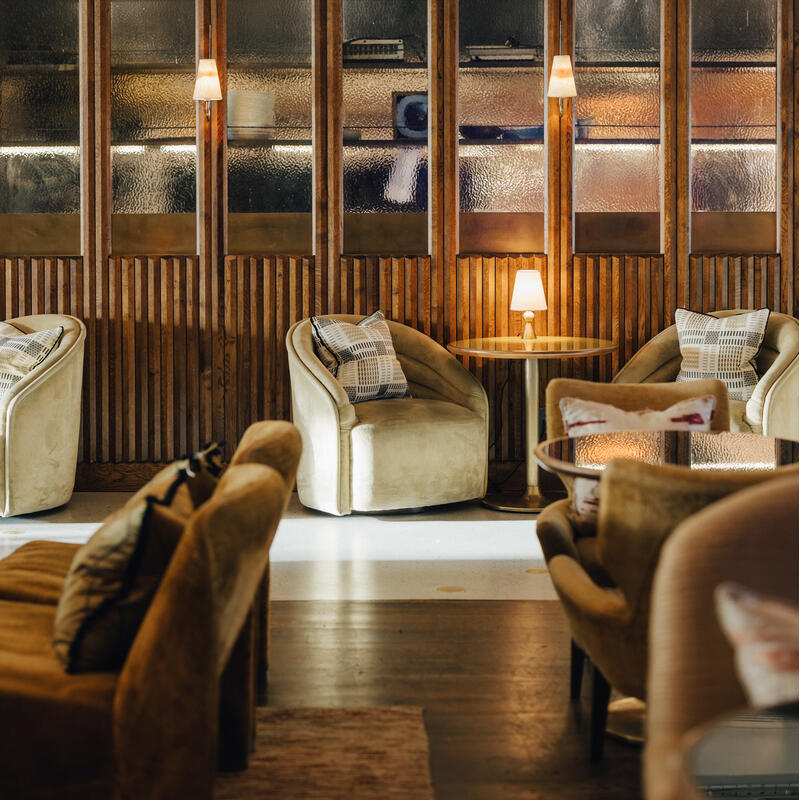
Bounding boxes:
[286,315,489,515]
[0,315,86,517]
[613,310,799,440]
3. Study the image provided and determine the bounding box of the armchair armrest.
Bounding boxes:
[286,321,357,515]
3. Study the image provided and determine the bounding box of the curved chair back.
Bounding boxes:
[590,459,798,699]
[644,473,799,800]
[545,377,731,440]
[613,309,798,385]
[0,314,86,516]
[114,462,293,798]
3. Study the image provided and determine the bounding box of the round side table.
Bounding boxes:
[447,336,616,513]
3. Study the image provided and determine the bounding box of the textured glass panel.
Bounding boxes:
[690,0,777,227]
[457,0,543,250]
[228,145,311,213]
[573,432,665,470]
[112,145,196,213]
[111,72,196,141]
[1,0,80,220]
[690,432,779,471]
[111,0,196,230]
[574,0,660,245]
[0,148,80,213]
[460,144,544,213]
[575,144,659,212]
[343,0,428,253]
[111,0,195,64]
[228,2,312,64]
[573,68,659,135]
[227,0,312,248]
[691,144,775,212]
[344,144,427,213]
[692,0,776,62]
[574,0,659,63]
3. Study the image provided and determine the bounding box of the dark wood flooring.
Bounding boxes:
[268,600,642,799]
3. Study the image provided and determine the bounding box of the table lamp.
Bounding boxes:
[510,270,547,341]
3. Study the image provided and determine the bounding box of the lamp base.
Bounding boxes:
[521,310,536,341]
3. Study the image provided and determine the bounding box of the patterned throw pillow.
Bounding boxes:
[0,321,63,394]
[310,311,410,404]
[53,475,187,673]
[715,582,799,709]
[675,308,769,401]
[559,394,718,534]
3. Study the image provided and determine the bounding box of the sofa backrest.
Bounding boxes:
[113,460,293,795]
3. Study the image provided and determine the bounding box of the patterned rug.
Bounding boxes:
[215,706,434,799]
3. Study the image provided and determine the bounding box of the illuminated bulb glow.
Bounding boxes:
[160,144,196,153]
[0,146,78,156]
[114,145,146,154]
[272,144,312,153]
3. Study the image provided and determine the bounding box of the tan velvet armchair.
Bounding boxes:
[644,473,799,800]
[0,314,86,517]
[286,315,489,515]
[536,460,797,760]
[613,310,799,440]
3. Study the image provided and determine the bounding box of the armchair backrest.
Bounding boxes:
[596,459,798,689]
[545,377,731,439]
[2,313,85,390]
[114,461,292,796]
[644,473,799,800]
[613,309,798,384]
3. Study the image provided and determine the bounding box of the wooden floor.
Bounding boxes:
[268,600,642,800]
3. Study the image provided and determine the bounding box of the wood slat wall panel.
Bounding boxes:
[1,251,795,485]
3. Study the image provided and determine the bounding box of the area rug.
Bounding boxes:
[214,706,434,800]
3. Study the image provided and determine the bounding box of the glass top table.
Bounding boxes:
[536,430,799,480]
[683,705,799,799]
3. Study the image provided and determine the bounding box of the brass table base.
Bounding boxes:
[482,486,551,514]
[606,697,646,745]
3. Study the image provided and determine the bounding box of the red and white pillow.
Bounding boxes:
[559,394,718,533]
[715,582,798,708]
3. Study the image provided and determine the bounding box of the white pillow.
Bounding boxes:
[559,394,718,437]
[560,394,718,533]
[674,308,769,402]
[310,311,409,404]
[715,582,799,709]
[0,321,64,395]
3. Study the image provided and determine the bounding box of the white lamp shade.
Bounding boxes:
[193,59,222,101]
[510,270,547,311]
[547,54,577,98]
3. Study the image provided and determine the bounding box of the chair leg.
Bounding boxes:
[570,640,585,701]
[255,571,269,706]
[590,664,611,761]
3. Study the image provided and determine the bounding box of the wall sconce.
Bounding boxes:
[510,270,547,341]
[547,20,576,116]
[547,55,576,116]
[193,58,222,120]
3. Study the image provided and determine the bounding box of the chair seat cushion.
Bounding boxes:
[0,599,116,795]
[350,398,486,511]
[0,540,79,605]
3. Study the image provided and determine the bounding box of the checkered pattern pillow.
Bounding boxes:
[310,311,410,404]
[675,308,769,401]
[0,321,64,395]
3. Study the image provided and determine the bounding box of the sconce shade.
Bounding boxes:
[193,59,222,101]
[510,270,547,311]
[547,54,577,98]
